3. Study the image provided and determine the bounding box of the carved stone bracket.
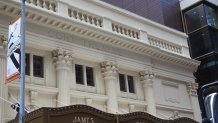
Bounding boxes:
[101,61,118,78]
[52,49,73,70]
[139,70,155,87]
[169,111,180,120]
[30,90,38,106]
[187,82,198,96]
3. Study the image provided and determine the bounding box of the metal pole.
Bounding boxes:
[19,0,26,123]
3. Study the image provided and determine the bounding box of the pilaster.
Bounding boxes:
[139,70,156,116]
[187,82,201,122]
[52,49,73,107]
[30,90,38,106]
[0,35,8,123]
[101,61,118,114]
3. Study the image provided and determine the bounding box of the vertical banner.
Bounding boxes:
[6,17,21,84]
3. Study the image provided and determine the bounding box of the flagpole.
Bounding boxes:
[19,0,26,123]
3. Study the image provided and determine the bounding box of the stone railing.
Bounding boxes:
[5,0,188,57]
[26,0,57,12]
[148,36,182,54]
[68,7,103,28]
[112,23,139,39]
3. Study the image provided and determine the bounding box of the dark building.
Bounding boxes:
[182,1,218,86]
[102,0,183,31]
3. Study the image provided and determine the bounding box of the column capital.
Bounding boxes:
[101,61,118,78]
[52,49,73,70]
[187,82,198,96]
[139,70,155,87]
[0,35,7,48]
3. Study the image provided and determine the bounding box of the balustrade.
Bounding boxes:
[68,8,103,28]
[148,36,182,54]
[26,0,57,12]
[112,23,139,39]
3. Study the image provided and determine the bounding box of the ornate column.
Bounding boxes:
[139,70,156,116]
[187,82,201,122]
[52,49,73,107]
[0,35,8,123]
[101,61,118,114]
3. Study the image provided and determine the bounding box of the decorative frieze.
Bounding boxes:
[187,82,198,96]
[101,61,118,78]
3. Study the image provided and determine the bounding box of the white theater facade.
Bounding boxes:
[0,0,201,122]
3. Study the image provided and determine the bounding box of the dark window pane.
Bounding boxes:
[75,64,84,84]
[33,55,43,77]
[189,27,218,58]
[127,75,135,93]
[25,53,30,75]
[205,5,218,28]
[86,67,94,86]
[119,74,126,92]
[184,4,207,33]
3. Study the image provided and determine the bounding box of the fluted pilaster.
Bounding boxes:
[101,61,118,114]
[139,70,156,116]
[52,49,73,106]
[187,82,201,121]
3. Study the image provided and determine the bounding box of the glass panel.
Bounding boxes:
[127,75,135,93]
[189,27,218,58]
[86,67,94,86]
[184,4,207,33]
[25,53,30,76]
[205,5,218,28]
[33,55,43,77]
[75,64,84,84]
[119,74,126,92]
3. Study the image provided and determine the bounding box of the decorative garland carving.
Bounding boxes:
[187,82,198,96]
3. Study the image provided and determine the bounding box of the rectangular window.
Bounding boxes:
[86,67,94,86]
[25,53,30,75]
[127,75,135,93]
[33,55,43,77]
[119,74,126,92]
[75,64,84,84]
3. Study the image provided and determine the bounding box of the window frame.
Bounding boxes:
[25,53,44,78]
[75,63,95,87]
[118,73,136,94]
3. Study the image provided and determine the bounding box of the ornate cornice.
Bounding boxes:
[101,61,118,78]
[187,83,198,96]
[0,0,200,70]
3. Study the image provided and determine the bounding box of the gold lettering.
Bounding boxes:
[81,117,86,123]
[72,116,95,123]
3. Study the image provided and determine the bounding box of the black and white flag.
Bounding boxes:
[6,17,21,83]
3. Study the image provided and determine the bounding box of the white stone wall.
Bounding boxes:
[0,0,201,122]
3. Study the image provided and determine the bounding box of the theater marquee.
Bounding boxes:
[7,105,198,123]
